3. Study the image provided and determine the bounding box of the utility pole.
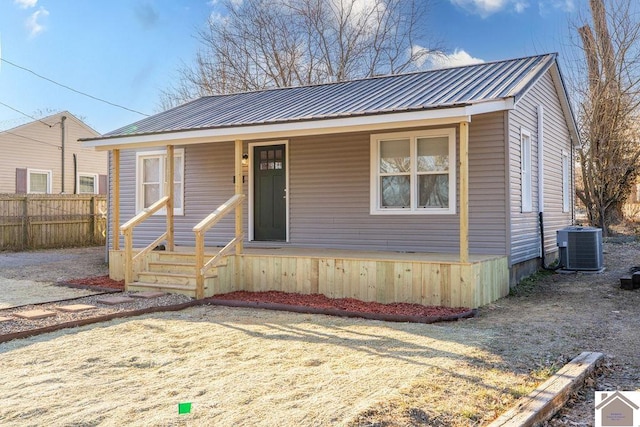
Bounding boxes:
[61,115,66,193]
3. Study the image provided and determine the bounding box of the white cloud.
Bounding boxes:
[449,0,529,17]
[425,49,485,69]
[14,0,37,9]
[539,0,574,15]
[26,7,49,38]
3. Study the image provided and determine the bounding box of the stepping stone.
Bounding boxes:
[14,309,57,320]
[130,291,166,299]
[0,316,13,322]
[96,296,136,305]
[56,304,97,313]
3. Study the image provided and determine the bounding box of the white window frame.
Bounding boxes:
[27,169,52,194]
[521,128,532,212]
[135,148,185,216]
[370,128,456,215]
[562,150,570,213]
[77,173,98,194]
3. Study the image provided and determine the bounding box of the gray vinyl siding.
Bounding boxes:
[468,112,508,254]
[111,143,244,250]
[110,113,508,255]
[508,70,573,265]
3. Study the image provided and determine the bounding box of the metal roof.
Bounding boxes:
[103,53,557,139]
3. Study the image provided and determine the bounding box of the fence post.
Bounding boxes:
[22,196,28,250]
[90,196,96,244]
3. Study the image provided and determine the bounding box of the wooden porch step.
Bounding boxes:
[147,260,228,274]
[136,271,217,287]
[128,281,198,298]
[151,251,228,264]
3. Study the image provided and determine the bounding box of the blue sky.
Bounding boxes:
[0,0,580,134]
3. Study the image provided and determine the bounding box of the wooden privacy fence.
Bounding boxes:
[0,194,107,251]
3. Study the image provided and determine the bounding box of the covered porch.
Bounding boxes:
[105,123,510,309]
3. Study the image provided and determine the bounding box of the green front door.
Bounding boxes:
[254,144,286,241]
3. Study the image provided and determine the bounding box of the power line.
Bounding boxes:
[0,101,52,127]
[0,58,150,117]
[0,128,61,149]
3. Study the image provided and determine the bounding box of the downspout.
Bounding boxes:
[537,105,561,270]
[73,154,78,194]
[61,115,66,193]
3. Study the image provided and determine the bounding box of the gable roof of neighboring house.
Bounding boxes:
[84,53,578,149]
[1,111,99,138]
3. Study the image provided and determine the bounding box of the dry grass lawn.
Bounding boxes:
[0,306,541,427]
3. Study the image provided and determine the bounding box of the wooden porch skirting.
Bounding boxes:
[109,249,509,309]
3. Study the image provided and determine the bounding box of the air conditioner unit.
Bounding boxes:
[556,226,604,271]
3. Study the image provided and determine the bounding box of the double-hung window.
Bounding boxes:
[27,169,52,194]
[521,129,532,212]
[78,173,98,194]
[371,129,456,214]
[136,149,184,215]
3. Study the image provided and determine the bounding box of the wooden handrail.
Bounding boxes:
[192,194,245,234]
[120,196,169,232]
[200,234,244,275]
[193,194,246,299]
[120,196,169,286]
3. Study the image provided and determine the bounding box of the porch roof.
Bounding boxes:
[84,53,577,149]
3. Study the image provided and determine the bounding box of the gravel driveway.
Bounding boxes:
[0,246,109,308]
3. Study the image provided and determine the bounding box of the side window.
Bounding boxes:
[521,129,532,212]
[78,173,98,194]
[136,149,184,215]
[27,169,52,194]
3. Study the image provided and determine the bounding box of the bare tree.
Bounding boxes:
[573,0,640,234]
[159,0,440,109]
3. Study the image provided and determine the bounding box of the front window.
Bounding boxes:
[78,173,98,194]
[136,149,184,215]
[28,169,52,194]
[371,129,456,214]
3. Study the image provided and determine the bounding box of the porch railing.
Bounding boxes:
[120,196,169,285]
[192,194,246,299]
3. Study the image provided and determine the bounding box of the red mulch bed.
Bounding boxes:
[211,290,470,317]
[64,276,125,290]
[59,278,473,321]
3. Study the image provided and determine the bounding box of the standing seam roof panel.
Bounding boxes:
[103,53,557,137]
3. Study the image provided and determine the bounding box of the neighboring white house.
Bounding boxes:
[0,111,107,195]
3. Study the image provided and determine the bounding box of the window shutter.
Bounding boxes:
[15,168,27,193]
[98,174,107,195]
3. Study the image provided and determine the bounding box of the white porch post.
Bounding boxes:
[459,121,469,263]
[166,145,175,251]
[112,149,120,251]
[235,140,244,254]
